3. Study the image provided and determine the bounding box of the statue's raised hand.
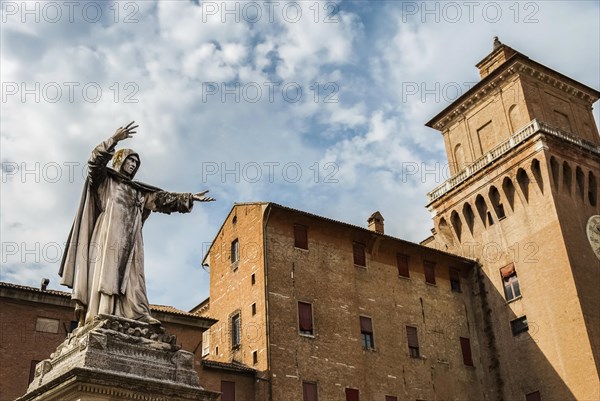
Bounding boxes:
[112,121,138,142]
[193,190,216,202]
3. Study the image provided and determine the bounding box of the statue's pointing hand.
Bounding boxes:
[193,190,216,202]
[112,121,139,143]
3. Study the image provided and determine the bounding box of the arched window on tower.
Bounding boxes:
[489,186,506,220]
[576,166,585,201]
[517,168,530,202]
[438,218,454,247]
[451,211,462,241]
[463,203,475,234]
[502,177,516,211]
[589,172,598,206]
[550,157,560,191]
[531,159,543,194]
[562,161,572,196]
[475,195,492,227]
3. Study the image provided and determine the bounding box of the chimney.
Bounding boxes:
[367,211,384,234]
[40,278,49,291]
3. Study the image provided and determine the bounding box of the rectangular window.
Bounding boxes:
[202,330,210,357]
[397,253,409,278]
[251,273,256,285]
[353,242,366,267]
[501,263,521,301]
[525,391,541,401]
[345,388,359,401]
[360,316,374,350]
[251,303,257,316]
[35,317,59,333]
[294,224,308,250]
[460,337,473,366]
[406,326,420,358]
[450,267,461,292]
[424,261,436,285]
[231,313,241,348]
[385,396,398,401]
[231,239,239,264]
[252,350,258,365]
[511,316,529,336]
[221,380,236,401]
[298,302,314,336]
[302,382,318,401]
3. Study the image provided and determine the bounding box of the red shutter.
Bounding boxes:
[353,243,366,266]
[359,316,372,334]
[303,382,318,401]
[221,381,236,401]
[397,253,409,277]
[526,391,541,401]
[406,326,419,348]
[294,224,308,249]
[345,388,359,401]
[298,302,313,332]
[424,261,436,284]
[460,337,473,366]
[500,263,516,278]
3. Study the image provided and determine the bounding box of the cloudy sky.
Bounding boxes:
[1,0,599,311]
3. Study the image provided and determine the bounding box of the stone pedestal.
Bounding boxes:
[17,314,219,401]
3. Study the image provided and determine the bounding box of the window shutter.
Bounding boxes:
[294,224,308,249]
[397,253,409,277]
[359,316,373,333]
[525,391,541,401]
[406,326,419,348]
[345,388,359,401]
[298,302,313,332]
[221,381,236,401]
[460,337,473,366]
[353,243,366,266]
[500,263,515,278]
[424,261,436,284]
[303,382,318,401]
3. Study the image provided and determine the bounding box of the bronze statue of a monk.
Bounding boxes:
[59,122,214,326]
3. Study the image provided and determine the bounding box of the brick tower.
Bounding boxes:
[424,39,600,401]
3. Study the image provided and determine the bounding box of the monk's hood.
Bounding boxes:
[112,148,140,178]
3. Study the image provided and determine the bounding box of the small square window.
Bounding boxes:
[360,316,374,350]
[525,391,541,401]
[510,316,529,336]
[294,224,308,250]
[385,396,398,401]
[424,261,436,285]
[450,267,461,292]
[345,388,359,401]
[353,242,366,267]
[302,382,318,401]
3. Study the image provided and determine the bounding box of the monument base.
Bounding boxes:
[17,314,219,401]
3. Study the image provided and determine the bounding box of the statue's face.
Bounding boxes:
[122,156,139,178]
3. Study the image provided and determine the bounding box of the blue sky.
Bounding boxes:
[1,0,599,311]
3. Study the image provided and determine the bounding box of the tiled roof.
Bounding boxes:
[202,360,256,375]
[0,281,209,319]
